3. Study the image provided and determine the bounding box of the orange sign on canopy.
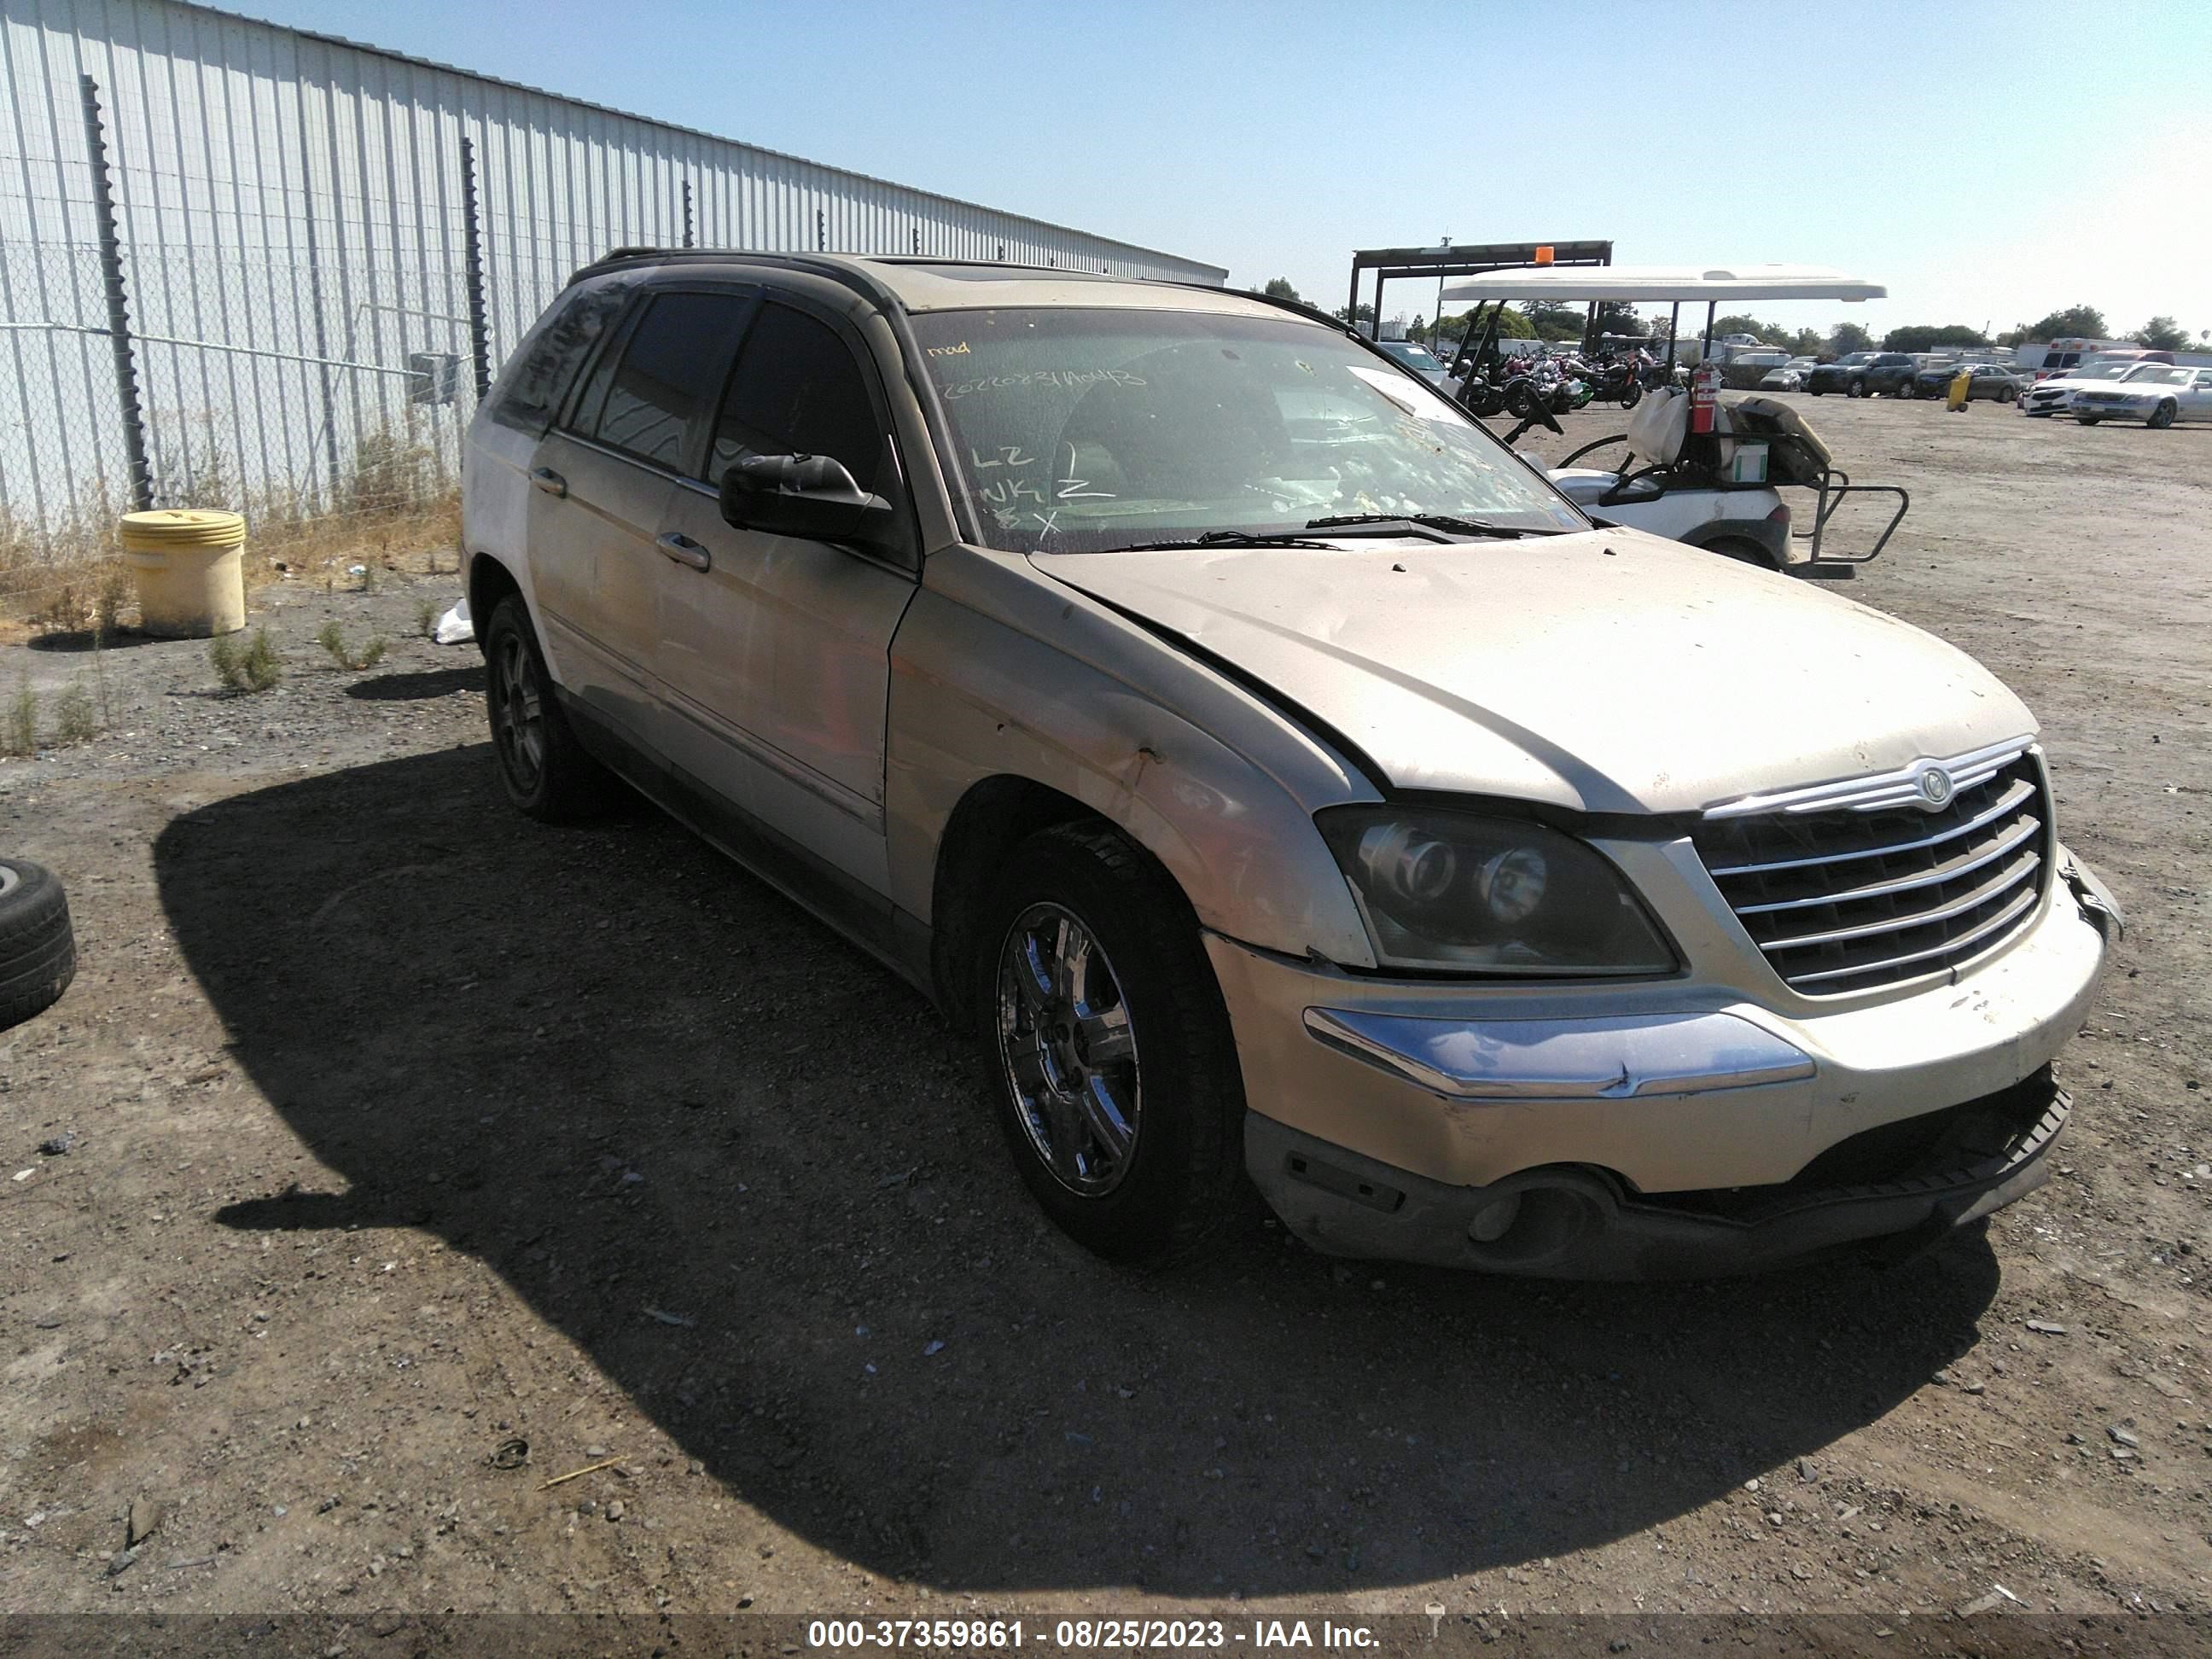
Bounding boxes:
[1534,245,1555,265]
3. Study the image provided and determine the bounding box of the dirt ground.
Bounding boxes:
[3,399,2209,1644]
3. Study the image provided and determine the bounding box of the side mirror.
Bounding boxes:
[719,452,899,550]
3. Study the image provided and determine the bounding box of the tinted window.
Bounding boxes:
[710,303,888,492]
[491,279,631,435]
[586,292,748,469]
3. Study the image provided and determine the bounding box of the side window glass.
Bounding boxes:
[491,279,631,435]
[710,303,889,495]
[586,292,750,469]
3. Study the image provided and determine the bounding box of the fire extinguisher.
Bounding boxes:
[1690,361,1720,434]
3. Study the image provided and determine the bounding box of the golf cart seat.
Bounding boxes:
[1717,395,1833,486]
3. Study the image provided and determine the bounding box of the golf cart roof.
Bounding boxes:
[1441,264,1885,305]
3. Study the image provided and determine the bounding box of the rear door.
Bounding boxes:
[649,293,921,899]
[525,287,752,749]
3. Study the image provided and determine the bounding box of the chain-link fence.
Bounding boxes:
[0,0,1224,633]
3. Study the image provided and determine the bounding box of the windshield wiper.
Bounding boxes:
[1304,512,1561,539]
[1103,530,1341,551]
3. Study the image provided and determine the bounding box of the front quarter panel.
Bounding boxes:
[887,544,1381,967]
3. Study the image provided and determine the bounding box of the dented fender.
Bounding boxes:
[886,544,1380,966]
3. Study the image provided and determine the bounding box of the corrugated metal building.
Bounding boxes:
[0,0,1225,552]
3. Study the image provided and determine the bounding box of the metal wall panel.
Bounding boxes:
[0,0,1225,552]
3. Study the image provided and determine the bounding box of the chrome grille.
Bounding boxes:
[1693,746,2051,996]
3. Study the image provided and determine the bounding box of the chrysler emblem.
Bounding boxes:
[1916,765,1955,810]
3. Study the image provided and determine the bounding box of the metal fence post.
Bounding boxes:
[460,135,491,402]
[682,178,693,248]
[78,74,154,513]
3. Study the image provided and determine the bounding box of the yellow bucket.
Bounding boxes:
[119,509,247,637]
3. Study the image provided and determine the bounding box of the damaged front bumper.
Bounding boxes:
[1211,846,2118,1278]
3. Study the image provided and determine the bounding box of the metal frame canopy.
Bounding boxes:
[1348,240,1611,340]
[1440,264,1886,373]
[1439,265,1884,306]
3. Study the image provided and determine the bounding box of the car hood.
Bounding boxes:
[1032,529,2034,815]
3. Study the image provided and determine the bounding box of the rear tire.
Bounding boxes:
[482,596,617,823]
[975,822,1247,1266]
[2075,414,2101,426]
[1620,381,1642,410]
[1847,379,1866,399]
[0,858,75,1033]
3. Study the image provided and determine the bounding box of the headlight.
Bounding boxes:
[1318,806,1677,975]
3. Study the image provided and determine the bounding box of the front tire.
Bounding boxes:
[2075,413,2101,426]
[2149,401,2176,430]
[976,823,1247,1265]
[482,596,615,823]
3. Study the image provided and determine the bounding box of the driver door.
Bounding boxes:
[649,295,920,899]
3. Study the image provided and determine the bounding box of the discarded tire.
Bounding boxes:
[0,858,76,1032]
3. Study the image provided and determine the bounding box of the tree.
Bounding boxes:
[1522,301,1585,341]
[1493,306,1536,341]
[1881,323,1990,353]
[2021,305,2106,342]
[1408,312,1426,342]
[2139,315,2188,351]
[1261,276,1302,304]
[1828,322,1875,354]
[1590,301,1645,340]
[1788,328,1825,357]
[1331,301,1376,325]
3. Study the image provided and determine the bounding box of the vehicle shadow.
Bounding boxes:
[163,745,2000,1596]
[345,666,483,701]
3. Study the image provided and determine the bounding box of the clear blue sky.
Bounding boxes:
[264,0,2212,341]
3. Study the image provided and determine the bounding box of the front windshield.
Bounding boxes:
[912,307,1586,553]
[1382,341,1444,371]
[2074,357,2140,380]
[2121,364,2190,386]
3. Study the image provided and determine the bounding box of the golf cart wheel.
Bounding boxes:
[0,858,75,1033]
[977,822,1247,1266]
[483,597,617,823]
[2149,400,2177,430]
[1705,537,1783,572]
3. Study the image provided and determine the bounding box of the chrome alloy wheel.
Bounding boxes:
[490,630,547,793]
[995,902,1141,1196]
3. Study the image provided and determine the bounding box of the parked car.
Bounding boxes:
[2019,354,2163,417]
[1720,348,1791,389]
[461,252,2119,1278]
[1805,351,1917,397]
[2070,363,2212,428]
[1757,356,1818,392]
[1907,361,2023,402]
[1377,338,1452,387]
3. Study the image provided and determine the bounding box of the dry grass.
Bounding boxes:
[3,436,462,639]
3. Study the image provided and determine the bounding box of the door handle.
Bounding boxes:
[655,531,712,572]
[530,467,567,498]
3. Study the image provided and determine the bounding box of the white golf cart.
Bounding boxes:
[1440,265,1910,579]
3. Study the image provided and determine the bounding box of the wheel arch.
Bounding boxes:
[928,776,1119,1032]
[466,551,524,659]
